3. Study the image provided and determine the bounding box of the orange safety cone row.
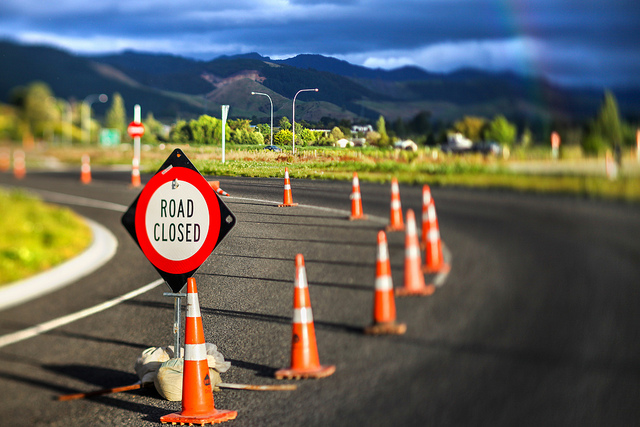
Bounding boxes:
[396,209,435,297]
[278,167,298,207]
[208,180,230,197]
[80,154,91,184]
[275,254,335,380]
[364,231,407,335]
[13,150,25,180]
[421,185,450,274]
[160,277,237,425]
[349,172,367,220]
[386,177,404,232]
[131,157,141,187]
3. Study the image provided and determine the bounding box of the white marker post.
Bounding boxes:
[551,131,560,160]
[127,105,145,187]
[221,105,229,164]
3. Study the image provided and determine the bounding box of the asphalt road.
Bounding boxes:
[0,167,638,426]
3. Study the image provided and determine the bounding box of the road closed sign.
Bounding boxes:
[121,149,236,292]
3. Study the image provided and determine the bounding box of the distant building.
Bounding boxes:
[351,124,373,135]
[336,138,354,148]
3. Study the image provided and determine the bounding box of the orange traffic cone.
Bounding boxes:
[396,209,435,297]
[364,231,406,335]
[208,180,230,197]
[80,154,91,184]
[278,167,298,207]
[349,172,367,220]
[160,278,237,425]
[386,177,404,231]
[131,157,141,187]
[275,254,335,380]
[421,185,450,274]
[13,150,25,180]
[0,147,10,172]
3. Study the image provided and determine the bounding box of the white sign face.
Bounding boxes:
[144,180,210,261]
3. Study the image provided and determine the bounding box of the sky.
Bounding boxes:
[1,0,639,88]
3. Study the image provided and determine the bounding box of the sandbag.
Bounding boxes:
[154,357,223,401]
[134,343,230,401]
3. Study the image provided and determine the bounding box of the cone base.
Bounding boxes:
[395,284,436,297]
[274,364,335,380]
[349,214,368,221]
[385,224,405,232]
[423,262,451,274]
[278,203,298,207]
[160,409,237,425]
[364,321,407,335]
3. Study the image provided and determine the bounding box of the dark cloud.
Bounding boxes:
[0,0,638,87]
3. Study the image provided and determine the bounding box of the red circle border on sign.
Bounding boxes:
[134,166,221,274]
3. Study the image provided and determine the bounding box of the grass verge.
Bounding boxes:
[0,188,92,285]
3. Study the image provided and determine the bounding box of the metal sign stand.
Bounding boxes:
[163,291,186,358]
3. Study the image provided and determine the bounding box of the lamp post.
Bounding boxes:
[82,93,108,144]
[292,88,318,154]
[251,91,274,145]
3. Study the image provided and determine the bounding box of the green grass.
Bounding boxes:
[0,188,92,285]
[29,143,640,203]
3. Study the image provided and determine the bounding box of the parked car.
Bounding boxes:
[471,141,502,155]
[263,145,282,152]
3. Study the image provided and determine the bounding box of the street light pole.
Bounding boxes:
[251,91,273,145]
[292,88,318,154]
[82,93,108,144]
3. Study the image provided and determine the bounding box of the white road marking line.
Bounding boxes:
[0,279,163,349]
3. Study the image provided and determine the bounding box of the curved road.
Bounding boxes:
[0,169,638,426]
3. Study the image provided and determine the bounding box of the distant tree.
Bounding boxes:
[274,129,292,145]
[170,120,193,144]
[393,117,407,139]
[583,91,624,156]
[366,130,381,146]
[595,91,623,148]
[484,115,517,146]
[409,111,431,136]
[21,82,58,136]
[141,112,166,143]
[255,123,271,143]
[330,126,344,141]
[520,127,533,147]
[105,92,126,134]
[279,116,291,131]
[338,118,352,138]
[376,115,390,147]
[453,116,486,141]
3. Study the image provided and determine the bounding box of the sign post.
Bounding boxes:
[221,105,229,164]
[122,148,236,348]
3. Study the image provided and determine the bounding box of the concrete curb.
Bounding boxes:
[0,218,118,312]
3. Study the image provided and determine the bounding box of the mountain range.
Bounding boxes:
[1,39,638,126]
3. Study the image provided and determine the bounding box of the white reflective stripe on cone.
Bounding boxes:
[295,268,307,289]
[391,200,402,209]
[375,276,393,291]
[428,229,440,242]
[186,293,201,318]
[377,243,389,262]
[293,307,313,324]
[184,343,208,361]
[428,205,437,221]
[405,245,421,259]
